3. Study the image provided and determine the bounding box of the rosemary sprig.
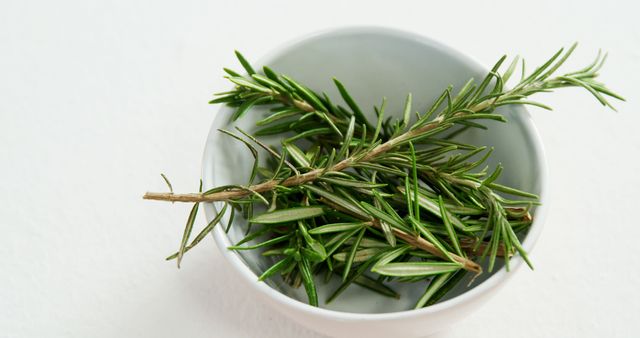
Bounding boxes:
[145,44,623,307]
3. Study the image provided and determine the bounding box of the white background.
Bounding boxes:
[2,0,639,337]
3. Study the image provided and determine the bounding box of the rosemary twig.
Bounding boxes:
[145,44,623,307]
[144,44,620,204]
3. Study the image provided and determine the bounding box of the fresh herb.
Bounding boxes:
[144,44,622,308]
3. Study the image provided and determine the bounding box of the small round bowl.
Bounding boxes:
[202,27,548,338]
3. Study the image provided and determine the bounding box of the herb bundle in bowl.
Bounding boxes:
[144,28,622,335]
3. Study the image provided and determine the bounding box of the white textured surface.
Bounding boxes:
[1,0,639,337]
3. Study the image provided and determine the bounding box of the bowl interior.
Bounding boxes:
[202,28,544,314]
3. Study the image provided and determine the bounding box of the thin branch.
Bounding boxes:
[144,117,445,202]
[317,197,482,273]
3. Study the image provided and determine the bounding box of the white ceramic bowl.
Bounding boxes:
[202,27,548,338]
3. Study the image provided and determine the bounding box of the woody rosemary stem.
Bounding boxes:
[144,115,447,203]
[318,198,482,273]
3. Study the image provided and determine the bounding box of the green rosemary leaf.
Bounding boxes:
[223,67,241,77]
[299,221,328,261]
[305,184,369,219]
[372,262,461,277]
[354,274,399,299]
[284,143,310,168]
[379,219,397,247]
[251,74,286,93]
[557,75,613,108]
[414,271,452,309]
[308,222,366,235]
[284,127,332,143]
[258,256,294,281]
[373,191,409,231]
[322,148,337,173]
[372,98,386,143]
[343,227,366,281]
[232,95,272,121]
[374,244,412,266]
[160,173,173,194]
[177,201,200,268]
[445,87,453,117]
[282,75,326,112]
[521,47,564,84]
[256,108,299,126]
[409,142,420,219]
[496,100,552,111]
[589,82,625,101]
[301,247,326,263]
[332,247,382,263]
[353,237,389,248]
[316,111,343,137]
[408,250,438,259]
[258,166,276,178]
[448,113,507,123]
[434,180,464,207]
[408,216,458,264]
[486,182,539,199]
[218,129,259,184]
[471,55,506,103]
[236,228,279,247]
[225,205,235,233]
[452,78,476,108]
[425,269,467,306]
[337,116,355,159]
[352,162,407,177]
[502,56,520,84]
[398,123,454,145]
[261,248,285,256]
[235,127,300,176]
[402,93,413,129]
[298,255,318,306]
[404,178,414,218]
[500,216,513,271]
[540,42,577,81]
[487,213,502,272]
[318,176,387,189]
[234,50,256,75]
[333,78,372,128]
[444,148,481,167]
[450,147,492,173]
[229,185,269,206]
[505,220,534,269]
[166,203,228,261]
[360,201,405,232]
[326,227,361,256]
[483,164,503,186]
[449,121,487,133]
[401,186,468,231]
[250,206,324,224]
[320,92,338,115]
[438,196,463,256]
[262,65,280,82]
[227,76,271,93]
[326,253,381,304]
[414,89,448,129]
[209,94,238,104]
[228,233,293,250]
[187,203,228,246]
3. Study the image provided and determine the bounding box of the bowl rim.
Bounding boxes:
[202,25,549,321]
